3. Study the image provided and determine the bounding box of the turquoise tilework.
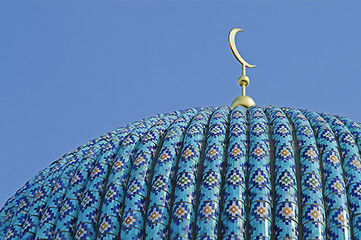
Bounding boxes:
[169,108,213,240]
[266,106,299,240]
[247,106,272,240]
[2,106,361,240]
[303,110,351,239]
[284,108,326,240]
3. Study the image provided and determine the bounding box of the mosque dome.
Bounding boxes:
[2,28,360,240]
[1,105,361,240]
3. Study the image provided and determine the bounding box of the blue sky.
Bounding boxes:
[1,1,361,206]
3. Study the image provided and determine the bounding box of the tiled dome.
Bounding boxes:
[1,105,361,240]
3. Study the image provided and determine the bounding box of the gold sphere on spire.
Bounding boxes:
[238,75,249,87]
[231,95,256,109]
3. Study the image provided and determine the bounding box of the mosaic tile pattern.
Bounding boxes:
[247,106,271,240]
[284,108,326,240]
[1,106,361,240]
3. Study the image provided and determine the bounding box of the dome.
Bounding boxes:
[1,105,361,240]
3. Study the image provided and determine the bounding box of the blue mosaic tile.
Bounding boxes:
[249,217,271,239]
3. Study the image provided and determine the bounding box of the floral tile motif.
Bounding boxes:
[228,143,245,159]
[172,202,193,221]
[303,204,325,224]
[222,200,245,220]
[249,170,270,188]
[97,215,120,236]
[201,171,221,190]
[229,124,246,138]
[249,200,271,220]
[225,169,245,186]
[147,206,168,225]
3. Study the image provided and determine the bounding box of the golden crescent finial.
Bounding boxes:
[228,28,256,69]
[229,28,256,109]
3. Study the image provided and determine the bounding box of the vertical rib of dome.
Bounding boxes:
[284,108,326,239]
[303,110,351,239]
[336,116,361,239]
[247,106,272,239]
[93,119,162,239]
[118,111,182,240]
[194,106,230,240]
[169,108,213,239]
[144,109,197,239]
[322,113,361,239]
[265,106,300,239]
[71,134,132,239]
[219,106,248,240]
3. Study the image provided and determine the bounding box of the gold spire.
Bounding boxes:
[229,28,256,109]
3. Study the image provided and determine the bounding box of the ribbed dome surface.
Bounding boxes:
[1,106,361,240]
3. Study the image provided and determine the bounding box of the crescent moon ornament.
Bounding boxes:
[228,28,256,69]
[229,28,256,109]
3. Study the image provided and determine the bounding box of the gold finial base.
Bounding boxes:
[231,95,256,109]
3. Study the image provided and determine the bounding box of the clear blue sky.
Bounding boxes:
[1,1,361,207]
